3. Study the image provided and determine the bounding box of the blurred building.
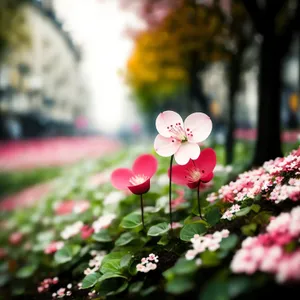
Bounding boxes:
[0,0,89,138]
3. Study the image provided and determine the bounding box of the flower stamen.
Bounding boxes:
[129,174,149,186]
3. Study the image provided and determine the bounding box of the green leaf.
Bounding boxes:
[120,254,132,268]
[0,273,10,287]
[97,278,128,296]
[120,213,142,229]
[99,272,127,282]
[205,207,221,226]
[16,264,38,278]
[115,232,137,246]
[235,206,251,217]
[252,211,272,225]
[93,229,112,242]
[180,223,207,241]
[200,280,229,300]
[166,277,194,295]
[101,260,121,274]
[54,245,80,264]
[241,223,257,236]
[140,286,157,296]
[220,234,238,251]
[166,258,198,276]
[201,251,220,267]
[251,204,261,213]
[158,235,170,246]
[81,272,101,289]
[228,277,252,298]
[147,222,169,236]
[129,281,143,294]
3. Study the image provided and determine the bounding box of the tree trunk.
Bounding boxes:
[225,45,244,165]
[252,33,283,166]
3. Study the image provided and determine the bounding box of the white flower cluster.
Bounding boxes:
[221,204,241,221]
[104,191,125,205]
[52,284,72,299]
[84,250,106,275]
[60,221,83,240]
[186,229,230,260]
[92,214,116,233]
[136,253,159,273]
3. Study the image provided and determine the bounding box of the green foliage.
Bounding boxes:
[120,213,142,229]
[81,272,102,289]
[54,245,80,264]
[147,222,169,236]
[93,230,113,242]
[180,223,207,241]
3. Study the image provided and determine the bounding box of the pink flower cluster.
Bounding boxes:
[185,229,230,260]
[9,232,23,245]
[37,277,59,293]
[136,253,159,273]
[269,178,300,203]
[231,206,300,283]
[84,250,106,275]
[44,241,64,254]
[263,148,300,176]
[207,148,300,205]
[52,284,72,298]
[221,204,241,220]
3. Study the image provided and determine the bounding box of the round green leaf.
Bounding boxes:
[180,223,207,241]
[147,222,169,236]
[220,234,239,251]
[120,254,132,268]
[166,277,194,295]
[200,280,229,300]
[81,272,101,289]
[235,206,251,217]
[93,229,112,242]
[205,207,221,226]
[120,213,142,229]
[54,245,79,264]
[16,264,37,279]
[99,272,127,282]
[115,232,136,246]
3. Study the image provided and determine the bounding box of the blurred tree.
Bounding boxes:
[125,0,230,116]
[0,0,30,61]
[242,0,300,166]
[224,0,255,165]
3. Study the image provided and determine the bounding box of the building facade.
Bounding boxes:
[0,0,88,138]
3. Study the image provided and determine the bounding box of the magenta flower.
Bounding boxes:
[154,111,212,165]
[169,148,217,189]
[111,154,158,195]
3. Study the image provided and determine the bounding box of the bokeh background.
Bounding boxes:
[0,0,299,206]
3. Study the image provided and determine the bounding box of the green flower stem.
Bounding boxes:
[197,180,203,219]
[169,155,174,230]
[140,194,145,229]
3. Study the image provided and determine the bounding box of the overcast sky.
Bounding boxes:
[54,0,141,134]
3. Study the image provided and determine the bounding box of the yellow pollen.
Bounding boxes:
[186,168,201,183]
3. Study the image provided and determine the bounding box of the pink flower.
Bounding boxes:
[169,148,216,189]
[44,241,64,254]
[0,248,7,259]
[9,232,23,245]
[111,154,158,195]
[81,225,94,239]
[154,111,212,165]
[55,200,90,215]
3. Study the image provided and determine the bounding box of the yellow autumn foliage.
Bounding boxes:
[126,0,230,106]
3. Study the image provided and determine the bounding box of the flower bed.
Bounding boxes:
[0,112,299,299]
